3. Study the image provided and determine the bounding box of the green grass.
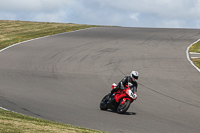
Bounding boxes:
[191,58,200,68]
[0,20,106,133]
[190,41,200,53]
[190,41,200,68]
[0,20,199,132]
[0,108,107,133]
[0,20,101,50]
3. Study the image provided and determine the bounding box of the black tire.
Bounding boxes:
[100,93,110,110]
[117,99,131,114]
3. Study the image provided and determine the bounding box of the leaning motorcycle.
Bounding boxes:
[100,83,137,114]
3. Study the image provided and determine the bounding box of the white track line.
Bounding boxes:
[0,28,199,112]
[0,27,96,53]
[186,39,200,72]
[0,107,9,111]
[191,57,200,59]
[190,52,200,54]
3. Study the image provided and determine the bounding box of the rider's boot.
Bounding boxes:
[107,94,115,104]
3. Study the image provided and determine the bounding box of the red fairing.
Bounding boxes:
[114,88,134,103]
[100,84,136,114]
[115,91,127,102]
[124,97,134,103]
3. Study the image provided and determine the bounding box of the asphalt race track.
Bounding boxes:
[0,27,200,133]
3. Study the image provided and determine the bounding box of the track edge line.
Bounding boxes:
[186,39,200,72]
[0,27,98,110]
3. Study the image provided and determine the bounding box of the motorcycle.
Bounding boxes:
[100,83,137,114]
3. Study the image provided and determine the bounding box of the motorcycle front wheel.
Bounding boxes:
[117,99,131,114]
[100,93,110,110]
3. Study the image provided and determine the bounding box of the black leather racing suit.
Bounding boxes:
[110,76,138,96]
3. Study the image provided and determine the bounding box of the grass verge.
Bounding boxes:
[191,58,200,68]
[0,20,101,50]
[0,108,106,133]
[190,40,200,69]
[190,41,200,53]
[0,20,106,133]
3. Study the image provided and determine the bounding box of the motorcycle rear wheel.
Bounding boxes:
[100,93,110,110]
[117,99,131,114]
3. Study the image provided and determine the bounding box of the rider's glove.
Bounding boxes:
[133,93,137,100]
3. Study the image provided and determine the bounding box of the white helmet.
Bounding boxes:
[130,71,139,81]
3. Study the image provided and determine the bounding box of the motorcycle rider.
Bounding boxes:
[109,71,139,99]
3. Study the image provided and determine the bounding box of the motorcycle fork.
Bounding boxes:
[121,98,126,105]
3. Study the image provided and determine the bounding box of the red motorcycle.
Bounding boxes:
[100,83,137,114]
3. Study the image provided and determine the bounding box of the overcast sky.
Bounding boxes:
[0,0,200,28]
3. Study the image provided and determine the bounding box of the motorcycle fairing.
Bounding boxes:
[115,92,126,103]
